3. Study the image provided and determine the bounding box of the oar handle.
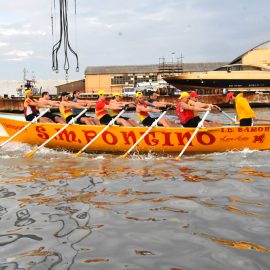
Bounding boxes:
[176,110,210,160]
[0,108,50,148]
[120,110,167,158]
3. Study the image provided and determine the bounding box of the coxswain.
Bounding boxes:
[226,92,255,126]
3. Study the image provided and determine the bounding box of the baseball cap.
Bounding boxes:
[178,92,190,99]
[190,91,199,98]
[113,92,121,97]
[97,90,106,95]
[24,89,31,97]
[61,91,70,97]
[226,92,234,103]
[135,92,143,98]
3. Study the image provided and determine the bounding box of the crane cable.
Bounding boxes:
[51,0,79,76]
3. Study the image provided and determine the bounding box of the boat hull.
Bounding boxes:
[164,69,270,91]
[165,78,270,91]
[0,117,269,153]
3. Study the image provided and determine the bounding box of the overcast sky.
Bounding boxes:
[0,0,269,82]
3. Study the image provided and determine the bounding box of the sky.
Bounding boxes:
[0,0,269,82]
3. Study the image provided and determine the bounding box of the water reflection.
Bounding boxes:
[0,233,42,247]
[0,150,269,269]
[194,232,270,253]
[15,209,35,227]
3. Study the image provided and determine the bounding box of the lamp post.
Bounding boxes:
[171,52,175,64]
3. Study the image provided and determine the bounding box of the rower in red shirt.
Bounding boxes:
[95,90,131,126]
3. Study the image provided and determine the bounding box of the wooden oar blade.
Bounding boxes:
[24,148,38,158]
[119,153,128,159]
[72,150,83,158]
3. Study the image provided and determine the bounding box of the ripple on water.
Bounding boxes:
[0,145,269,269]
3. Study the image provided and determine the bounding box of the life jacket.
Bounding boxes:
[136,102,150,122]
[60,106,73,119]
[176,102,194,124]
[95,100,109,119]
[23,98,37,116]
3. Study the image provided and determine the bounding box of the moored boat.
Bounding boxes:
[164,40,270,91]
[0,116,269,154]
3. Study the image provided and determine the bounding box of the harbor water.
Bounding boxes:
[0,108,270,270]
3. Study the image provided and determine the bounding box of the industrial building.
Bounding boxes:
[56,62,226,95]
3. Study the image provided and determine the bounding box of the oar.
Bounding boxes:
[120,110,167,158]
[255,118,270,122]
[24,108,88,158]
[72,108,127,158]
[0,108,50,148]
[219,110,239,125]
[175,110,210,161]
[219,110,236,122]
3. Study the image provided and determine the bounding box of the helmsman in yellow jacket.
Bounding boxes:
[226,92,255,126]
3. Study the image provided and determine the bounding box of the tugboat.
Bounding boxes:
[16,70,42,97]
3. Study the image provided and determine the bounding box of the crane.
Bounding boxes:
[51,0,79,81]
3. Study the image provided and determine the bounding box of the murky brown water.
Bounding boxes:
[0,108,270,270]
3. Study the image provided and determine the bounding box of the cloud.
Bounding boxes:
[0,42,8,47]
[4,50,34,61]
[0,24,46,36]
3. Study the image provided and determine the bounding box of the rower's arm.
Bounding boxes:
[137,104,161,113]
[63,101,88,109]
[181,102,208,112]
[104,104,123,110]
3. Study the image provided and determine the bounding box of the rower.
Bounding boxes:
[109,93,140,126]
[176,92,211,127]
[24,89,51,123]
[39,91,65,123]
[59,91,92,124]
[135,92,172,127]
[147,91,178,127]
[95,90,131,126]
[188,91,222,127]
[72,90,100,125]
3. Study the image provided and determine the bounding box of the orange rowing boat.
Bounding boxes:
[0,117,269,153]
